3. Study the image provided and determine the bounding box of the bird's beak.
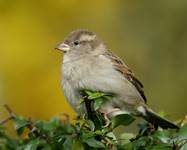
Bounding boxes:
[55,43,70,52]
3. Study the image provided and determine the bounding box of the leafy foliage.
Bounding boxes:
[0,91,186,150]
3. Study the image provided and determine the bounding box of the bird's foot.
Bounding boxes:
[101,108,121,128]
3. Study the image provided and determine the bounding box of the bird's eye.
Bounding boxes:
[73,40,79,46]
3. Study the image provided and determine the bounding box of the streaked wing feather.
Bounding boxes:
[104,51,147,103]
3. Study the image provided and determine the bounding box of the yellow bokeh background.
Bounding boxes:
[0,0,187,122]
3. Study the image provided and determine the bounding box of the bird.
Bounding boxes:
[55,29,178,129]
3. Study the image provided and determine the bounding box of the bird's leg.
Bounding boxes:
[101,108,121,127]
[102,112,111,127]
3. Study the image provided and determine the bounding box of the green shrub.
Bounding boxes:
[0,90,186,150]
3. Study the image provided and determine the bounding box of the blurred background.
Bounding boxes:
[0,0,187,124]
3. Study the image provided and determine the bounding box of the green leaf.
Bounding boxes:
[106,132,117,141]
[14,116,31,135]
[148,145,172,150]
[82,90,114,110]
[63,137,74,150]
[175,124,187,146]
[5,138,20,149]
[24,139,40,150]
[180,143,187,150]
[84,138,105,148]
[0,126,6,137]
[94,98,104,110]
[94,130,103,135]
[83,90,113,100]
[24,139,51,150]
[178,124,187,137]
[132,136,150,149]
[80,130,95,141]
[34,117,61,135]
[83,90,93,96]
[86,120,95,131]
[88,92,105,99]
[41,146,51,150]
[153,129,174,144]
[120,133,135,145]
[111,113,135,129]
[45,117,61,130]
[122,142,133,150]
[72,140,84,150]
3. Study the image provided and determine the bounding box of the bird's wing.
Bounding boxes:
[104,51,147,103]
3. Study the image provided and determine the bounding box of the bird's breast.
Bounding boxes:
[61,55,130,94]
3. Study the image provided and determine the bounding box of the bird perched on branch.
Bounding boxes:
[55,29,178,129]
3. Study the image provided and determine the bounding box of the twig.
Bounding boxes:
[0,116,14,125]
[0,104,16,125]
[4,104,16,117]
[84,96,94,120]
[0,105,51,142]
[83,95,105,130]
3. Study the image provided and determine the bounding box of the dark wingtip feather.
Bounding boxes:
[144,108,179,129]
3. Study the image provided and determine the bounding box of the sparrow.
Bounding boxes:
[55,29,178,129]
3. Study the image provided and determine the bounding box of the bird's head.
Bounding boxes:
[55,29,106,58]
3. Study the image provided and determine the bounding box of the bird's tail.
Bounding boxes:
[139,106,179,129]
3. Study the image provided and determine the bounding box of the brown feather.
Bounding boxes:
[104,51,147,103]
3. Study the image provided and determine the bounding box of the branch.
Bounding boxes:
[83,96,105,130]
[0,104,16,125]
[84,96,95,120]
